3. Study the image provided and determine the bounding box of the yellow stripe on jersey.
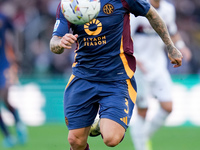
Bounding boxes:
[72,53,78,67]
[72,42,79,68]
[72,62,77,67]
[65,74,75,89]
[126,79,137,104]
[119,36,134,79]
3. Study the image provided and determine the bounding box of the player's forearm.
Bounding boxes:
[145,6,175,51]
[50,36,64,54]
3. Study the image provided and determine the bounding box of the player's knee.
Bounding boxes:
[68,134,84,148]
[164,107,172,113]
[102,133,124,147]
[160,102,173,113]
[68,135,77,147]
[103,136,119,147]
[137,108,148,118]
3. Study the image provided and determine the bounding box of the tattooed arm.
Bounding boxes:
[50,34,78,54]
[145,6,183,68]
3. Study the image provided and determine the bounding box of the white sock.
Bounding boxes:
[144,107,169,140]
[130,115,146,150]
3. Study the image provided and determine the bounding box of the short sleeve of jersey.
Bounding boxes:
[124,0,151,17]
[52,3,70,37]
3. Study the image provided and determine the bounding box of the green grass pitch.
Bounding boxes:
[0,124,200,150]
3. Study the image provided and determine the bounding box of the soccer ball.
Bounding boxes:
[89,116,101,137]
[61,0,101,25]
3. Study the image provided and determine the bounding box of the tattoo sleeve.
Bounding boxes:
[50,36,64,54]
[145,6,174,50]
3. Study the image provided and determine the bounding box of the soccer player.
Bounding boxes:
[50,0,182,150]
[129,0,191,150]
[0,12,27,147]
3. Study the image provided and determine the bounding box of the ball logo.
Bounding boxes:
[84,19,102,36]
[103,3,114,15]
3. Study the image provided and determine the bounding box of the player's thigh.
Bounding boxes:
[64,75,99,130]
[134,70,149,109]
[151,71,173,102]
[99,77,137,131]
[100,118,125,142]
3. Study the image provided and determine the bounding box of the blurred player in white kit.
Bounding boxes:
[129,0,192,150]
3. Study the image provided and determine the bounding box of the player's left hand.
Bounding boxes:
[167,46,183,68]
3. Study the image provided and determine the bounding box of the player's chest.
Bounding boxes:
[73,0,126,34]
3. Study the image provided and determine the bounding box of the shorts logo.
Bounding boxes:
[120,117,128,125]
[84,19,102,36]
[103,3,114,15]
[65,117,69,125]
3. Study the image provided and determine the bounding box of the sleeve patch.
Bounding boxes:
[53,20,60,32]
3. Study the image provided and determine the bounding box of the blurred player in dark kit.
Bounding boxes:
[0,10,27,147]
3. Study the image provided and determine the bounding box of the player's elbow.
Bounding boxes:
[49,38,64,54]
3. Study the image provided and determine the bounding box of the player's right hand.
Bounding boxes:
[60,34,78,49]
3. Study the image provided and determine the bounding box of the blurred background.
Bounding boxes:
[0,0,200,150]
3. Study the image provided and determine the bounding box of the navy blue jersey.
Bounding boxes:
[0,13,14,71]
[53,0,150,81]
